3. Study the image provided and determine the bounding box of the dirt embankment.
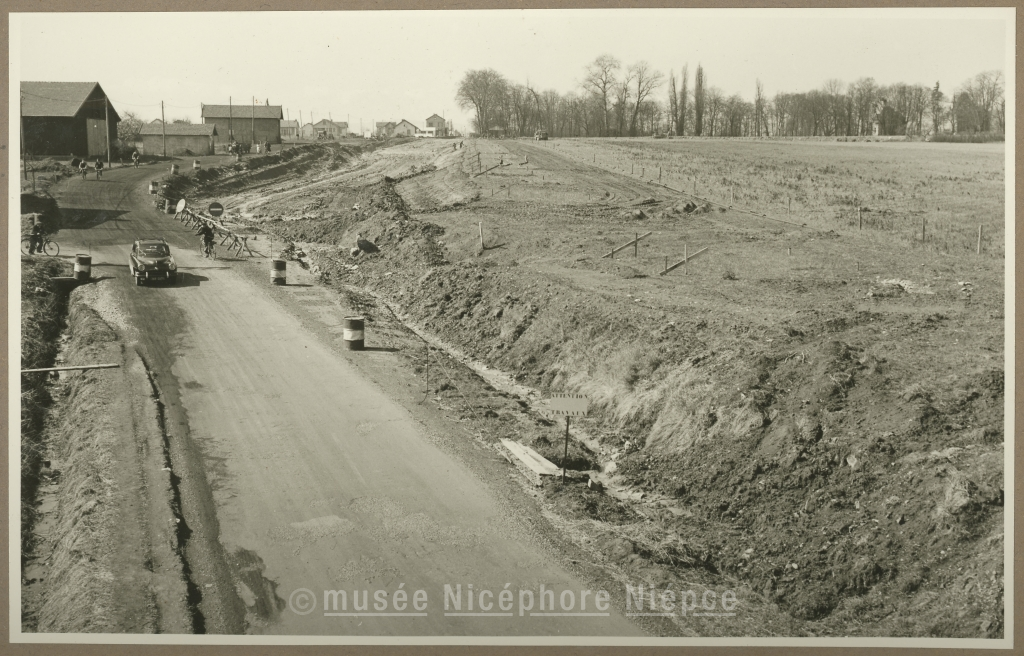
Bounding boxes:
[294,186,1002,637]
[22,283,192,633]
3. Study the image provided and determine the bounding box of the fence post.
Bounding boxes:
[684,244,687,275]
[788,197,792,214]
[977,224,982,255]
[634,232,638,258]
[693,179,696,195]
[858,207,862,230]
[659,167,662,183]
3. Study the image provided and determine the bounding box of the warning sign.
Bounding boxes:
[546,394,589,416]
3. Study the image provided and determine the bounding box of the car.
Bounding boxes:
[534,130,548,141]
[130,239,177,286]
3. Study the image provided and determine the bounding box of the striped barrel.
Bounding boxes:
[193,159,201,170]
[148,181,158,194]
[271,259,286,285]
[165,200,176,214]
[343,317,365,351]
[170,164,179,175]
[73,254,91,282]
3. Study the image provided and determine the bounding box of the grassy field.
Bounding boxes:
[543,138,1005,257]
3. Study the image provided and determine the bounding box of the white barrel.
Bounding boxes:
[271,259,286,285]
[73,254,92,282]
[148,181,158,194]
[170,164,179,175]
[343,317,365,350]
[165,200,176,214]
[193,159,201,170]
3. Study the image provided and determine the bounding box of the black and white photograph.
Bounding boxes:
[9,7,1013,648]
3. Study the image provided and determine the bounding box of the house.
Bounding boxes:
[280,119,300,140]
[139,123,218,156]
[392,119,419,137]
[201,103,283,144]
[309,119,348,139]
[375,121,396,138]
[425,114,447,137]
[21,81,120,157]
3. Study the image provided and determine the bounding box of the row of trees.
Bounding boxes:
[455,57,1004,139]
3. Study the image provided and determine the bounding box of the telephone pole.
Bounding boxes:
[229,96,233,141]
[104,94,111,167]
[251,96,255,144]
[161,100,166,157]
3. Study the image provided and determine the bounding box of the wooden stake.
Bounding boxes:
[788,197,791,214]
[479,222,484,250]
[684,244,687,275]
[731,187,734,205]
[977,224,982,254]
[659,167,662,183]
[858,207,862,230]
[634,232,638,257]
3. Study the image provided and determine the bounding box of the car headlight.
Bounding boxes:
[168,259,177,270]
[138,263,146,272]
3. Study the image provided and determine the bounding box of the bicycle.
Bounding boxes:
[21,235,60,256]
[201,238,216,260]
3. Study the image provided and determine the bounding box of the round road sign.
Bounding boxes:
[209,202,224,217]
[175,199,187,214]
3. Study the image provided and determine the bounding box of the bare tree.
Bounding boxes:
[456,69,507,135]
[667,71,678,135]
[582,55,620,137]
[117,110,144,146]
[678,64,688,136]
[627,61,663,136]
[694,65,705,136]
[754,79,765,137]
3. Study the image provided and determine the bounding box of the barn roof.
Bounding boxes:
[426,114,444,121]
[139,123,218,136]
[21,81,121,121]
[201,105,283,120]
[281,120,300,128]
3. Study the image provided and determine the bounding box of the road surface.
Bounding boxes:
[51,159,644,637]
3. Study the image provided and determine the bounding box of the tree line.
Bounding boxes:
[455,56,1005,139]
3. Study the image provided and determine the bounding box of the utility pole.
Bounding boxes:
[229,96,233,141]
[161,100,166,157]
[104,94,111,168]
[251,96,255,144]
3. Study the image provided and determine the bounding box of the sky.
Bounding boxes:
[12,9,1011,134]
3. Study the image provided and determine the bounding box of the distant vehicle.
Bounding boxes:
[130,239,177,286]
[534,130,548,141]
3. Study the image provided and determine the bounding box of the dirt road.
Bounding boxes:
[52,161,644,636]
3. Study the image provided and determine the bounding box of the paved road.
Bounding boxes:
[51,159,644,637]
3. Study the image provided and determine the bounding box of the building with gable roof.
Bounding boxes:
[201,103,283,144]
[21,81,120,157]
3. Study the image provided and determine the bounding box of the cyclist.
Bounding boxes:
[94,158,104,180]
[197,222,216,258]
[79,159,89,180]
[28,219,45,255]
[131,150,140,168]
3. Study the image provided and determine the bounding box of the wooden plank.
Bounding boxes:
[497,440,557,474]
[660,246,709,275]
[602,231,653,258]
[472,164,501,178]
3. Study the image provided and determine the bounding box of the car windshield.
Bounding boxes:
[140,244,170,257]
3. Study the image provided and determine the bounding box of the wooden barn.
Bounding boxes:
[139,123,218,156]
[201,104,283,144]
[21,81,120,157]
